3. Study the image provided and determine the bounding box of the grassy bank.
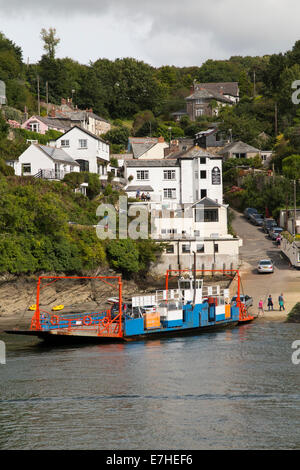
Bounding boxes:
[286,302,300,323]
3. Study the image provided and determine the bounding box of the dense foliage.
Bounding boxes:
[0,175,162,276]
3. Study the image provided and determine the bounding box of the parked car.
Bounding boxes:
[269,227,283,240]
[231,294,253,308]
[244,208,258,220]
[257,259,274,273]
[262,218,277,233]
[250,213,264,226]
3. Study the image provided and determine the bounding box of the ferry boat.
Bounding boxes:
[6,269,255,343]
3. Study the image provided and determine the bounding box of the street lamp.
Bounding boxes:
[168,126,172,148]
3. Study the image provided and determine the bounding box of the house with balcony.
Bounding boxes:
[124,147,223,205]
[52,125,110,175]
[10,126,110,183]
[124,146,241,272]
[150,198,242,273]
[11,143,80,179]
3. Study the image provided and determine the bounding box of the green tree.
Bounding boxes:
[40,28,60,60]
[282,154,300,180]
[106,239,140,276]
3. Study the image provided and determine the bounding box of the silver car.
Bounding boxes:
[257,259,274,273]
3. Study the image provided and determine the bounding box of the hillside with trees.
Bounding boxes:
[1,29,300,274]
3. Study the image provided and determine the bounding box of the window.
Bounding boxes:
[79,139,88,149]
[166,245,174,254]
[194,230,200,237]
[137,170,149,180]
[76,159,89,172]
[182,244,190,253]
[61,140,70,147]
[204,209,219,222]
[214,243,219,253]
[196,99,203,104]
[234,153,246,159]
[200,170,207,179]
[200,157,206,164]
[195,109,204,117]
[201,189,207,199]
[163,170,176,180]
[197,244,204,253]
[29,122,39,133]
[21,163,31,174]
[163,188,176,199]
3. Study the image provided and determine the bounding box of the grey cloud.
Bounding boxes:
[0,0,299,65]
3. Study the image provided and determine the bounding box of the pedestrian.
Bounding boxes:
[278,293,285,311]
[276,235,281,247]
[146,192,150,201]
[258,299,264,316]
[267,294,274,311]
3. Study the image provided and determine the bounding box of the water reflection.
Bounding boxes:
[0,322,299,450]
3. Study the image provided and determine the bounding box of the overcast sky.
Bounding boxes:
[0,0,299,67]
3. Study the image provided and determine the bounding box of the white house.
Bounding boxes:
[52,125,110,175]
[124,146,241,272]
[150,198,242,272]
[11,144,80,179]
[124,147,223,205]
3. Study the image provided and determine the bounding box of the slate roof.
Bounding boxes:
[30,116,70,131]
[195,82,239,97]
[191,197,222,208]
[170,146,220,160]
[186,88,232,104]
[218,141,260,155]
[38,144,80,165]
[54,125,108,143]
[125,159,179,167]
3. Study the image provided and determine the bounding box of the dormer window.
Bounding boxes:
[29,122,39,133]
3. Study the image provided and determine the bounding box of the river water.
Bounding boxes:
[0,319,299,450]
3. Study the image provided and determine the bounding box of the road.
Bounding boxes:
[232,210,300,319]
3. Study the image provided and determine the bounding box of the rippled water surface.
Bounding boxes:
[0,320,299,449]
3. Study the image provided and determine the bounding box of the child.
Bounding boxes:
[258,299,264,316]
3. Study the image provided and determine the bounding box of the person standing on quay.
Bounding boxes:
[258,299,264,316]
[267,295,274,311]
[278,293,285,311]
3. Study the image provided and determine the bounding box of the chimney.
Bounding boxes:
[158,136,165,143]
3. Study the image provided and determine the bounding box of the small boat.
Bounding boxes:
[6,269,255,343]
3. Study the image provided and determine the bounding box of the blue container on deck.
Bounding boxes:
[124,317,144,336]
[162,319,183,328]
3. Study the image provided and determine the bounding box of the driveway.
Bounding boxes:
[232,210,300,319]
